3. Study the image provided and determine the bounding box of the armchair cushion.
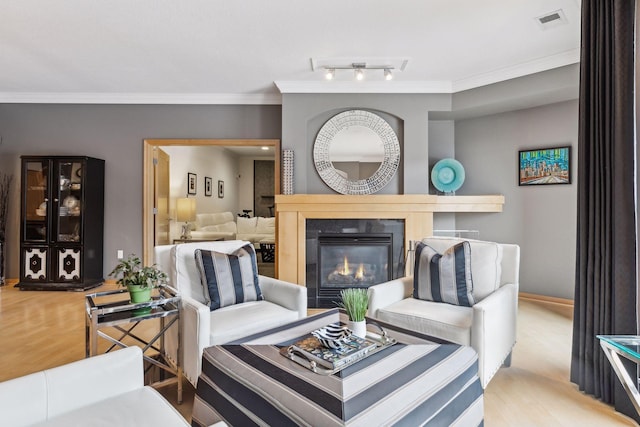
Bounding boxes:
[210,300,300,345]
[414,241,474,307]
[194,244,263,310]
[422,237,503,302]
[376,298,473,345]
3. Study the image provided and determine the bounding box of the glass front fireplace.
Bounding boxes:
[319,233,392,288]
[306,219,405,308]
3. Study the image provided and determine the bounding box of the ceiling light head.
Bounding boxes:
[354,68,364,81]
[384,68,393,80]
[325,68,335,80]
[261,146,269,151]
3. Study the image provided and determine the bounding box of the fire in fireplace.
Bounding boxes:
[327,255,377,285]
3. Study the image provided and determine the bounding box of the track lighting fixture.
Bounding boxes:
[320,62,395,81]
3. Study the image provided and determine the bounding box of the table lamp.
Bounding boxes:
[176,197,196,239]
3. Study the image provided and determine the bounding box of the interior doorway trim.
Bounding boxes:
[142,139,281,265]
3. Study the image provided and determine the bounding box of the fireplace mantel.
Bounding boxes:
[275,194,505,284]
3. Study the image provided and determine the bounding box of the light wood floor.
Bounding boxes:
[0,281,637,426]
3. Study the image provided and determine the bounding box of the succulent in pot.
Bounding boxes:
[109,254,168,303]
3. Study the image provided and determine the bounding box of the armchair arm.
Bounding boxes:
[367,276,413,318]
[471,283,518,388]
[259,276,307,319]
[173,296,211,387]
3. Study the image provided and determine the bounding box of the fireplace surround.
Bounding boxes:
[275,194,505,291]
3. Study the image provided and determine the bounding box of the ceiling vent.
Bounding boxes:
[536,9,568,29]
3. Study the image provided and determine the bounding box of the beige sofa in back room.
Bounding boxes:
[189,212,237,241]
[189,212,275,246]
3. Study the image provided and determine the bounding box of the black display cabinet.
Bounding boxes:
[17,156,105,291]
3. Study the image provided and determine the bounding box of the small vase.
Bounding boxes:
[348,320,367,338]
[128,285,152,303]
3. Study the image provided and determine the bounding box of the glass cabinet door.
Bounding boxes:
[23,160,49,242]
[55,160,83,243]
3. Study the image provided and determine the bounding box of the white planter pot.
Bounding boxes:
[348,320,367,338]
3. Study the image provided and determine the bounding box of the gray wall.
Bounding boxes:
[281,93,451,194]
[455,100,578,299]
[0,104,281,279]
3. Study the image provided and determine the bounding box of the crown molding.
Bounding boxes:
[275,80,452,94]
[452,49,580,92]
[0,92,283,105]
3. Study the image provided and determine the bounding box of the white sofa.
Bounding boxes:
[367,236,520,388]
[0,347,189,427]
[236,216,275,244]
[190,212,237,240]
[189,213,276,247]
[155,240,306,386]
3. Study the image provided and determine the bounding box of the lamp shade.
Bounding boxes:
[176,198,196,222]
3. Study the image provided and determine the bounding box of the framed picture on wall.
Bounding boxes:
[205,177,212,197]
[518,146,571,186]
[218,180,224,198]
[188,172,197,195]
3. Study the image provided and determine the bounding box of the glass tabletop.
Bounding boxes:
[85,285,180,326]
[597,335,640,360]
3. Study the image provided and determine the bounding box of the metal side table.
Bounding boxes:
[85,285,183,403]
[597,335,640,415]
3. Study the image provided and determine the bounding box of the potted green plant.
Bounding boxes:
[109,254,167,303]
[337,288,369,338]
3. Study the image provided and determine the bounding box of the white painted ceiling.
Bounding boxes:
[0,0,581,104]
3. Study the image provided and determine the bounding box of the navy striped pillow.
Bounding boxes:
[413,241,475,307]
[194,244,263,311]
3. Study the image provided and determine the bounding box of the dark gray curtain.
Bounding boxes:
[571,0,638,422]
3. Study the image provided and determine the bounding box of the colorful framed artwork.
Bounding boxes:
[218,180,224,198]
[205,176,212,197]
[519,146,571,186]
[188,172,197,195]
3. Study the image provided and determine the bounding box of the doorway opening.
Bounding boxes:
[142,139,280,267]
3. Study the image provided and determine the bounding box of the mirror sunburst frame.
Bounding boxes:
[313,110,400,195]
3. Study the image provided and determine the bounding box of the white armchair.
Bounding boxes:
[155,240,307,386]
[368,237,520,388]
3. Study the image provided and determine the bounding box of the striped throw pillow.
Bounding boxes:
[194,244,263,311]
[413,241,475,307]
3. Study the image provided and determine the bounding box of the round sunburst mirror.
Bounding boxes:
[313,110,400,195]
